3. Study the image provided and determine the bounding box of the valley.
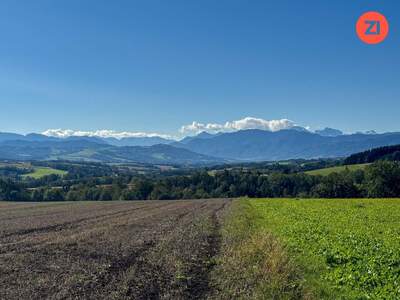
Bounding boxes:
[1,1,398,299]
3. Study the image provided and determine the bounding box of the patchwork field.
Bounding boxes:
[0,200,230,299]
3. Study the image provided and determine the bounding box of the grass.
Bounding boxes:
[211,200,310,299]
[22,167,67,179]
[305,163,370,176]
[220,198,400,299]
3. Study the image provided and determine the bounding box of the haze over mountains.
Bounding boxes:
[1,125,400,164]
[174,129,400,161]
[0,136,219,165]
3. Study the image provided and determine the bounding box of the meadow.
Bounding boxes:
[305,163,369,176]
[216,198,400,299]
[22,166,67,179]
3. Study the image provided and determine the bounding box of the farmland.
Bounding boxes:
[222,198,400,299]
[305,163,369,176]
[22,166,67,179]
[0,200,230,299]
[1,198,400,299]
[0,162,67,179]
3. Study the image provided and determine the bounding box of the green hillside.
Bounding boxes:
[22,167,67,179]
[305,163,370,176]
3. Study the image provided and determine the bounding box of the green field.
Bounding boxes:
[305,163,370,176]
[215,198,400,299]
[22,167,67,179]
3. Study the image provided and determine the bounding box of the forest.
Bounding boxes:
[1,159,400,201]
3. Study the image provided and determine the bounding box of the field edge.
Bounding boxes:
[209,199,313,299]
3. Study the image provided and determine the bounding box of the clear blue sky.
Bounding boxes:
[0,0,399,135]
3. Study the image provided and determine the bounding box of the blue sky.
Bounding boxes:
[0,0,399,136]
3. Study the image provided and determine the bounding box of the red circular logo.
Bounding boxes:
[356,11,389,44]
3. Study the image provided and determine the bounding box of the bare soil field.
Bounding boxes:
[0,199,230,300]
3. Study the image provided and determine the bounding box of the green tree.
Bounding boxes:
[364,161,400,197]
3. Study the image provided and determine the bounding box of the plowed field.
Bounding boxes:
[0,200,230,299]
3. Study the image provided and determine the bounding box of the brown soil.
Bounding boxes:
[0,199,230,300]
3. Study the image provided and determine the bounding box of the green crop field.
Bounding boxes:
[305,163,370,176]
[22,167,67,179]
[221,198,400,299]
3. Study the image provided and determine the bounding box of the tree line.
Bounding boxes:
[345,144,400,165]
[1,160,400,201]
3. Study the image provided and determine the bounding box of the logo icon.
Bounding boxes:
[356,11,389,44]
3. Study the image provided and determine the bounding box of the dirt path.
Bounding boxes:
[0,199,230,299]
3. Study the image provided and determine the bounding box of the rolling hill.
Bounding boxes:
[0,139,223,165]
[344,144,400,165]
[305,163,370,176]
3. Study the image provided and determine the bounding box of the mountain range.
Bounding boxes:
[1,128,400,164]
[0,138,221,165]
[0,132,173,146]
[173,129,400,161]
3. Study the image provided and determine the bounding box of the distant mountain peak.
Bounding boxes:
[196,131,215,138]
[365,130,377,135]
[315,127,343,137]
[355,130,378,135]
[178,131,218,144]
[289,126,309,132]
[103,136,173,147]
